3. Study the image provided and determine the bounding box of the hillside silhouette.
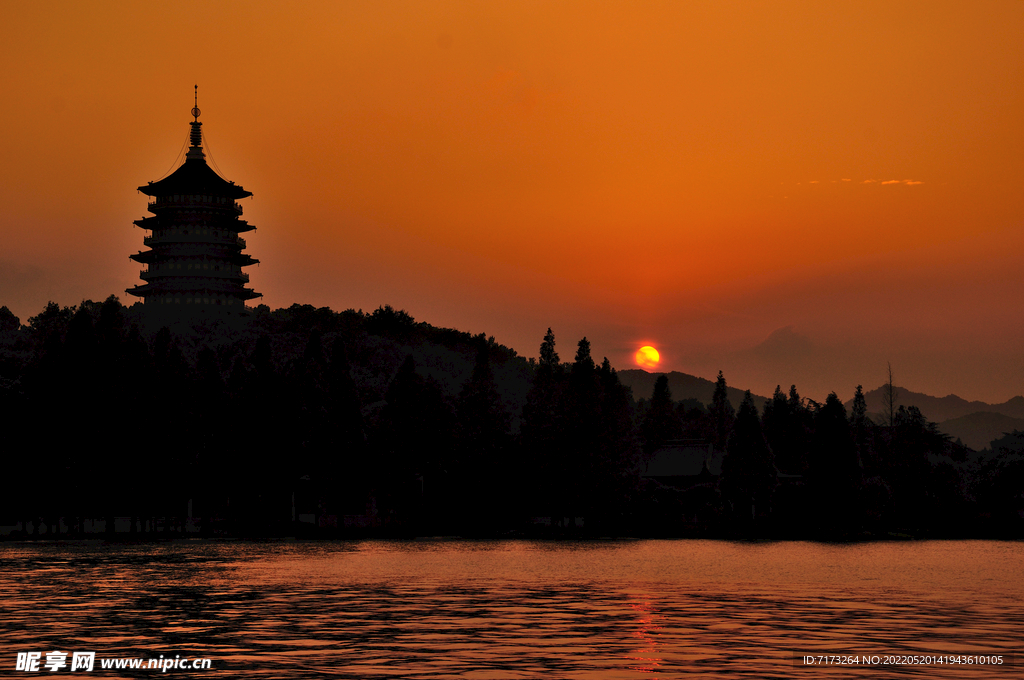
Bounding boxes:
[845,385,1024,451]
[0,297,1022,540]
[618,369,771,412]
[930,412,1024,451]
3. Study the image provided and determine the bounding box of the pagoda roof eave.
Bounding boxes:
[126,282,262,300]
[139,157,252,199]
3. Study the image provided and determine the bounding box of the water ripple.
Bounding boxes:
[0,540,1021,678]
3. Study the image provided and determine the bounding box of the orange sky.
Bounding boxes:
[2,1,1022,402]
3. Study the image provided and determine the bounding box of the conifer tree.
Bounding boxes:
[593,357,641,527]
[521,329,569,517]
[539,328,559,374]
[642,375,680,452]
[709,370,735,451]
[851,384,873,469]
[809,392,861,534]
[721,391,776,525]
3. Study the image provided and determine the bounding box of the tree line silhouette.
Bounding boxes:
[0,297,1020,539]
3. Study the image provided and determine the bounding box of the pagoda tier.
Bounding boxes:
[130,249,258,267]
[127,98,260,312]
[133,215,255,234]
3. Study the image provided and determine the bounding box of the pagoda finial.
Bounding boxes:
[187,85,205,159]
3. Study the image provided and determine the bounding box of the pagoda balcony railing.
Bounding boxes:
[148,198,244,214]
[142,233,246,247]
[141,268,249,281]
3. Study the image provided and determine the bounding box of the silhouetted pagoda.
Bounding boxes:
[127,91,259,313]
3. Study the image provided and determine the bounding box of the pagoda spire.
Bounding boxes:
[187,84,205,160]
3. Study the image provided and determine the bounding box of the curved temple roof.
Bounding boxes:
[139,157,252,199]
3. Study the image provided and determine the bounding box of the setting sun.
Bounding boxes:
[635,345,660,370]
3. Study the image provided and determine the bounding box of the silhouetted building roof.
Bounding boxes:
[139,157,251,199]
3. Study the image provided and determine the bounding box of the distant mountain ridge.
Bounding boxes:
[618,370,1024,451]
[935,412,1024,451]
[847,385,1024,451]
[617,369,770,410]
[849,385,1024,423]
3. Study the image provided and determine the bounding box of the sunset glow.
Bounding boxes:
[3,6,1020,672]
[1,1,1022,401]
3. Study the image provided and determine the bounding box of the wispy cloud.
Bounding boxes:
[791,177,921,186]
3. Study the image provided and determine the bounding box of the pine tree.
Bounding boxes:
[539,328,559,374]
[521,328,569,518]
[709,371,735,451]
[809,392,861,534]
[851,384,872,469]
[642,375,680,452]
[593,358,641,528]
[721,391,776,526]
[572,337,595,374]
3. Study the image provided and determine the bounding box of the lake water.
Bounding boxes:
[0,540,1020,678]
